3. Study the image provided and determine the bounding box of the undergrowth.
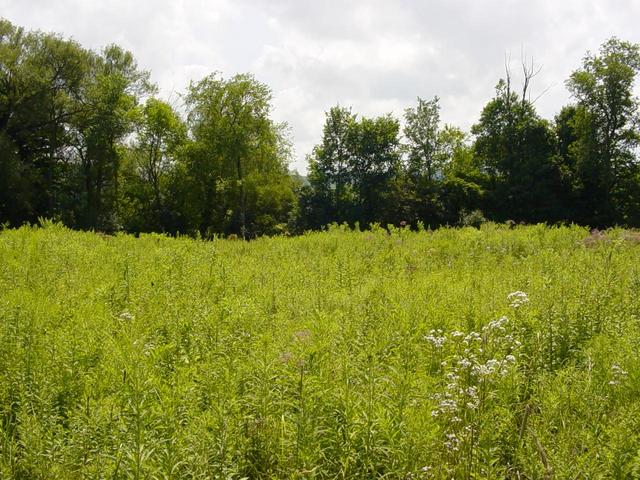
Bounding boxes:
[1,223,640,478]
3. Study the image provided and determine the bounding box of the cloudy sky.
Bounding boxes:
[2,0,639,172]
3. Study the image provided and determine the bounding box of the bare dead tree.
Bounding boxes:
[504,52,513,103]
[521,47,543,105]
[504,48,548,106]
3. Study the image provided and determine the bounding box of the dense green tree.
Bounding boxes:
[0,19,88,225]
[303,107,402,228]
[70,45,153,231]
[437,126,485,225]
[304,106,357,226]
[564,38,640,226]
[472,77,564,223]
[137,99,186,208]
[401,97,442,226]
[401,98,483,227]
[183,73,295,237]
[553,106,582,217]
[349,114,402,226]
[3,19,640,235]
[404,96,441,181]
[121,98,187,232]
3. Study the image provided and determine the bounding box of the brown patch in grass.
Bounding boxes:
[582,229,607,248]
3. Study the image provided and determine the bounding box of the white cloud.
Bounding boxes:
[2,0,640,172]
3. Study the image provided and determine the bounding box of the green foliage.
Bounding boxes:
[304,106,404,229]
[122,98,187,233]
[72,44,153,231]
[182,73,295,238]
[2,224,640,478]
[404,96,441,182]
[472,79,565,223]
[563,38,640,226]
[304,106,359,227]
[404,99,484,227]
[0,20,295,238]
[2,19,640,235]
[459,208,487,228]
[0,19,89,225]
[301,98,486,231]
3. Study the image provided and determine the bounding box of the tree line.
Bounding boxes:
[2,18,640,237]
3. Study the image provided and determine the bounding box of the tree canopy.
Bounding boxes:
[2,18,640,235]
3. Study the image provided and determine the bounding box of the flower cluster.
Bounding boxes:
[507,291,529,308]
[424,329,447,349]
[444,432,461,452]
[427,312,521,470]
[483,316,508,332]
[609,363,628,386]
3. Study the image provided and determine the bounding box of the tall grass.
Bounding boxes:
[1,223,640,478]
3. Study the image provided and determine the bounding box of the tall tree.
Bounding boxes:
[0,19,88,225]
[124,97,186,231]
[402,97,446,225]
[437,126,485,225]
[70,44,153,231]
[303,107,402,228]
[184,73,294,238]
[305,106,357,226]
[472,75,564,223]
[401,98,483,226]
[404,96,441,181]
[349,114,402,226]
[565,38,640,226]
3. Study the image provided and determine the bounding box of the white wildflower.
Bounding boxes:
[508,291,529,308]
[472,358,501,377]
[483,316,509,332]
[457,358,472,369]
[436,398,458,414]
[444,432,460,452]
[486,358,500,369]
[424,330,447,349]
[472,364,489,376]
[611,364,628,376]
[610,363,628,386]
[463,331,482,344]
[465,386,478,397]
[445,372,459,382]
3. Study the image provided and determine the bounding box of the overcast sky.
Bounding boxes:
[2,0,639,172]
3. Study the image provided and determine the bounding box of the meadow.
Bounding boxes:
[1,223,640,479]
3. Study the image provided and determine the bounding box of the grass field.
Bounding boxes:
[1,223,640,479]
